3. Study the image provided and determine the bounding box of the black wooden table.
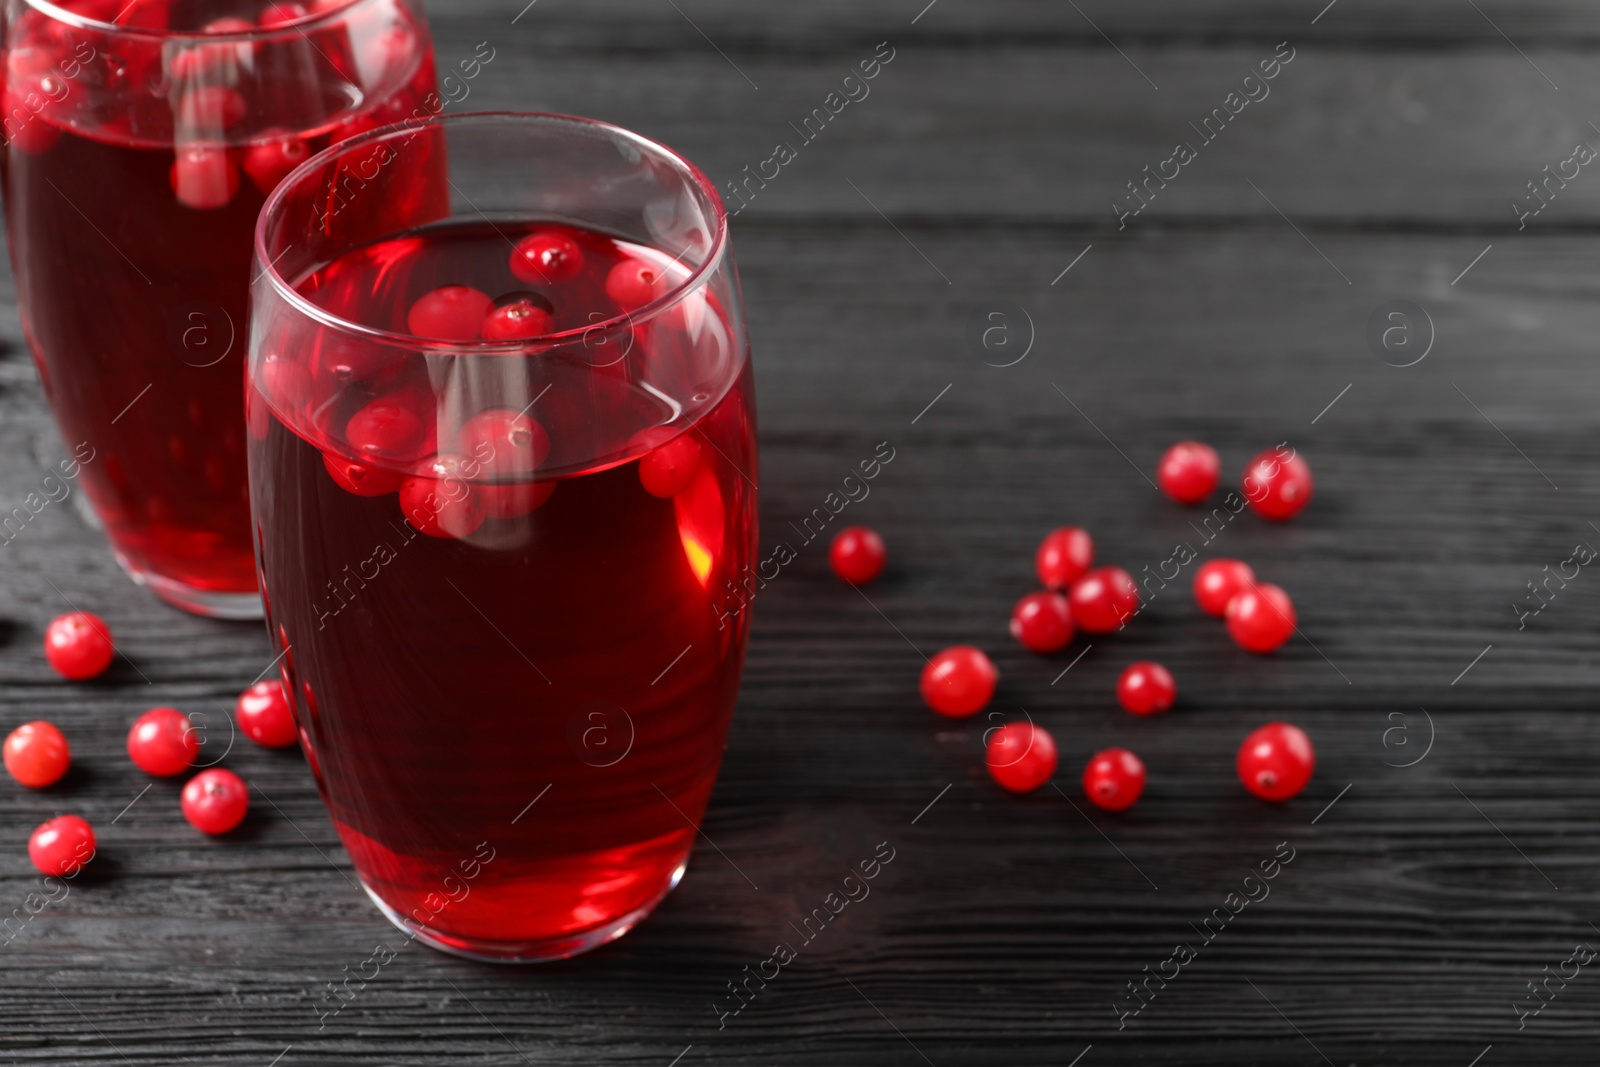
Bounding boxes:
[7,1,1600,1062]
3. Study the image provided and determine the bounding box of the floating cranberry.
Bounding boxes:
[1117,662,1175,716]
[1067,566,1139,633]
[258,1,309,26]
[986,722,1058,793]
[1226,582,1295,653]
[346,398,426,463]
[458,408,555,518]
[43,611,114,681]
[202,15,255,32]
[1237,722,1314,802]
[510,230,583,284]
[235,680,298,748]
[182,768,249,835]
[407,285,493,341]
[323,453,405,497]
[1083,748,1146,811]
[400,456,487,539]
[1242,447,1313,521]
[177,86,247,130]
[829,526,887,585]
[638,432,703,498]
[3,721,70,788]
[1157,441,1220,505]
[127,707,200,777]
[1009,591,1074,653]
[258,354,312,410]
[28,815,94,877]
[920,646,998,718]
[1035,526,1093,589]
[481,297,553,341]
[605,258,665,309]
[242,132,311,195]
[169,144,239,210]
[1193,558,1254,618]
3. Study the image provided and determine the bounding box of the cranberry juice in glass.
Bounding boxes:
[250,113,756,960]
[0,0,437,617]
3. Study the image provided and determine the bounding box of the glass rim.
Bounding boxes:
[253,109,732,354]
[18,0,380,41]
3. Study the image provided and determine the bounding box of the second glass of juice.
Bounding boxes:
[249,112,757,960]
[0,0,437,617]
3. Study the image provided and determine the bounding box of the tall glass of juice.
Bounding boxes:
[0,0,437,617]
[249,112,757,960]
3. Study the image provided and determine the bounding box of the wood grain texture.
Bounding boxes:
[1,1,1598,1065]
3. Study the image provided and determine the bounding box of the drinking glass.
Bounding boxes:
[0,0,437,617]
[248,112,757,961]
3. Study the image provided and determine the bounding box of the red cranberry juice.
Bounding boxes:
[0,1,436,595]
[249,222,757,950]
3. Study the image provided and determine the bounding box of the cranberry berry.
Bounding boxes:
[1116,662,1176,716]
[1237,722,1314,801]
[408,285,494,342]
[1226,582,1296,653]
[235,680,298,749]
[1068,566,1140,633]
[986,722,1058,793]
[637,432,703,499]
[127,707,200,777]
[1193,558,1254,618]
[510,230,584,284]
[346,397,427,464]
[182,768,249,835]
[242,132,311,195]
[482,296,554,341]
[169,144,239,211]
[1010,591,1074,653]
[1035,526,1093,589]
[1083,748,1146,811]
[1157,441,1220,505]
[400,456,487,539]
[605,258,665,309]
[1242,446,1313,521]
[28,815,95,877]
[323,453,405,497]
[920,646,998,718]
[44,611,115,681]
[829,526,887,585]
[3,721,70,788]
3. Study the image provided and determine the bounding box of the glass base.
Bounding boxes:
[360,859,688,963]
[115,552,263,620]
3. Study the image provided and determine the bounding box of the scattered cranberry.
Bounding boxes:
[481,297,553,341]
[44,612,115,681]
[1157,441,1220,505]
[1242,447,1313,521]
[241,132,311,195]
[3,721,70,788]
[1193,558,1254,618]
[323,453,404,497]
[400,456,487,539]
[829,526,887,585]
[182,768,249,835]
[346,398,426,464]
[605,258,665,309]
[1083,748,1146,811]
[407,285,493,342]
[127,707,200,777]
[169,144,239,210]
[235,680,298,749]
[1009,591,1074,653]
[1035,527,1093,589]
[1226,582,1296,653]
[510,230,583,284]
[1067,566,1139,633]
[1117,662,1176,716]
[28,815,94,877]
[1237,722,1314,801]
[638,432,703,498]
[920,646,998,718]
[986,722,1058,793]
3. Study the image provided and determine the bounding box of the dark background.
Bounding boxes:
[5,0,1600,1063]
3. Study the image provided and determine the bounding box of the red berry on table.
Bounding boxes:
[346,397,426,464]
[1237,722,1314,801]
[920,646,998,718]
[235,680,298,749]
[44,612,115,681]
[1226,582,1296,653]
[1067,566,1140,633]
[829,526,887,585]
[638,432,703,499]
[1117,662,1176,716]
[323,452,405,497]
[1083,748,1146,811]
[1193,558,1254,618]
[605,258,665,309]
[182,768,249,835]
[408,285,494,342]
[1242,447,1313,521]
[28,815,95,877]
[3,721,70,788]
[127,707,200,777]
[400,456,488,539]
[986,722,1058,793]
[242,132,311,195]
[1035,526,1093,589]
[481,297,553,341]
[510,230,584,284]
[1157,441,1220,505]
[1009,591,1074,653]
[169,144,239,210]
